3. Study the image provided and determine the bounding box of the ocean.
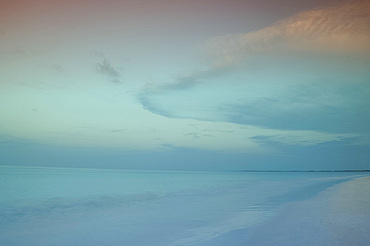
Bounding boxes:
[0,166,369,245]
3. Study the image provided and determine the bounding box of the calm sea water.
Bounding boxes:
[0,166,366,245]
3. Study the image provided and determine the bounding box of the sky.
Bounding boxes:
[1,0,369,171]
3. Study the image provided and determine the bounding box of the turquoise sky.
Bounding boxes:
[1,0,369,170]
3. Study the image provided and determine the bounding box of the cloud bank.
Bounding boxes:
[139,1,370,135]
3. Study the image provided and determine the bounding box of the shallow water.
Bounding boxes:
[0,166,367,245]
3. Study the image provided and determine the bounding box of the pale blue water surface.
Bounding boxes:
[0,166,367,245]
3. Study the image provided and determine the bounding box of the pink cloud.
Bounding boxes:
[207,1,370,66]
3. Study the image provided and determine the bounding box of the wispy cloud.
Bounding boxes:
[250,134,367,148]
[96,58,121,83]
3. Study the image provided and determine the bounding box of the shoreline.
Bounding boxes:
[237,170,370,173]
[197,175,370,246]
[247,175,370,245]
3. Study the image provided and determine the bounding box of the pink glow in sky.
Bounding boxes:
[1,0,369,170]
